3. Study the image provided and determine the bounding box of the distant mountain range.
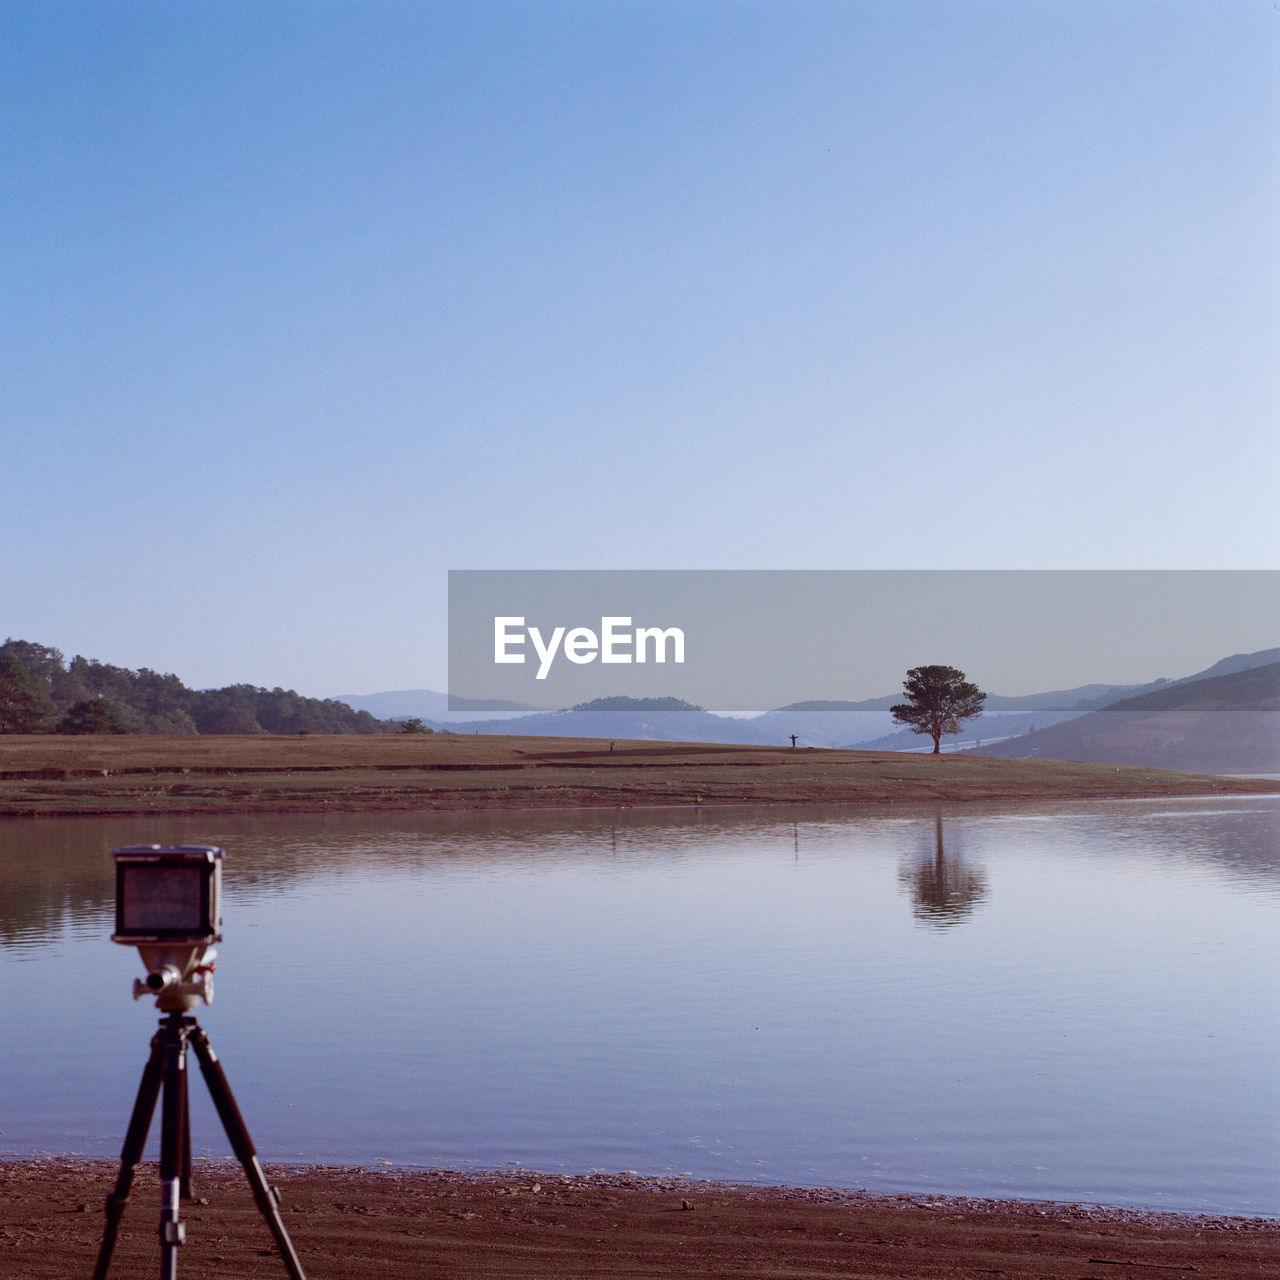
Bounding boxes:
[332,688,534,722]
[335,646,1280,773]
[973,658,1280,774]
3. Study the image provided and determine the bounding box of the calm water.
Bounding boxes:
[0,798,1276,1216]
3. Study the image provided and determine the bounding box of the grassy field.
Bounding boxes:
[0,733,1275,817]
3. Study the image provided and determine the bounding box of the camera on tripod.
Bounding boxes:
[111,845,223,1009]
[97,842,308,1280]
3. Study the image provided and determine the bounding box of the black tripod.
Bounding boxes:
[93,1012,307,1280]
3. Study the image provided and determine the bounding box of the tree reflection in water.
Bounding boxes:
[899,813,988,927]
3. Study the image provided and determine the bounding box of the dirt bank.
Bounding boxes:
[0,734,1275,817]
[2,1160,1275,1280]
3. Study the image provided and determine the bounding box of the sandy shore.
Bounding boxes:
[1,733,1275,817]
[3,1160,1276,1279]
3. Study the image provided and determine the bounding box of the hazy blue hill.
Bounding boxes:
[756,682,1154,750]
[335,692,894,746]
[769,681,1153,716]
[1099,660,1280,713]
[1172,647,1280,684]
[335,689,535,721]
[842,649,1280,754]
[770,696,899,712]
[436,697,768,743]
[745,707,897,747]
[975,661,1280,774]
[849,708,1087,754]
[980,684,1142,713]
[828,683,1160,753]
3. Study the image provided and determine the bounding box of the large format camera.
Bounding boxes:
[96,843,308,1280]
[111,844,223,1009]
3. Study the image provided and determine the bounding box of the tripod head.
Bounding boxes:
[111,845,223,1011]
[132,944,218,1010]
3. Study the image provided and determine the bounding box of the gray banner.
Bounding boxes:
[448,570,1280,711]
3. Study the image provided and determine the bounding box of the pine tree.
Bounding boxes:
[0,653,57,733]
[55,699,130,734]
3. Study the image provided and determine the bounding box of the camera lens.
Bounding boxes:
[145,965,181,992]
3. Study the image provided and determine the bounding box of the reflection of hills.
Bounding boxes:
[898,815,988,927]
[2,797,1277,954]
[0,825,116,951]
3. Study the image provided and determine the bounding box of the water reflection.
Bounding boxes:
[0,822,117,953]
[2,797,1278,1215]
[1,797,1277,959]
[898,813,988,927]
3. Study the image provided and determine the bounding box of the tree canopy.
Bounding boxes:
[0,638,397,735]
[56,699,129,735]
[890,664,987,754]
[0,653,57,733]
[398,717,434,734]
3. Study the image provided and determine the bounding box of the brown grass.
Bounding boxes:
[0,733,1274,817]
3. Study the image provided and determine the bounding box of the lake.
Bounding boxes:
[0,797,1276,1216]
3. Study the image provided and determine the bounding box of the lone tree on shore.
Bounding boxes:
[890,665,986,755]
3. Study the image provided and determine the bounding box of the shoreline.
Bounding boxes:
[9,1156,1273,1229]
[1,733,1276,819]
[3,1159,1275,1280]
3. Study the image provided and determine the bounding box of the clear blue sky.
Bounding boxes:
[3,2,1277,698]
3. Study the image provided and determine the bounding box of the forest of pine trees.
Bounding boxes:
[0,639,394,735]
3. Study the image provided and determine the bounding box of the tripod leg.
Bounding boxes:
[93,1030,165,1280]
[159,1018,190,1280]
[179,1064,193,1202]
[188,1025,308,1280]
